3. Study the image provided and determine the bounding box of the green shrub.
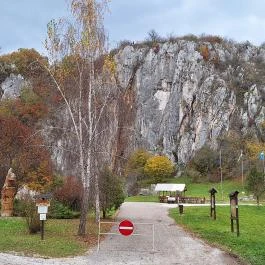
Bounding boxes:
[15,196,41,234]
[144,155,175,183]
[48,200,80,219]
[99,167,125,218]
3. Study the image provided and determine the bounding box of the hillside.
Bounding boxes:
[1,37,265,176]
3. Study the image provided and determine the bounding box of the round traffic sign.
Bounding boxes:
[118,219,134,236]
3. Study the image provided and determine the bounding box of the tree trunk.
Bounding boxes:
[103,209,106,219]
[78,186,90,236]
[257,195,260,206]
[95,172,100,223]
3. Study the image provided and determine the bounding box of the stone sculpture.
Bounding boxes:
[1,168,16,217]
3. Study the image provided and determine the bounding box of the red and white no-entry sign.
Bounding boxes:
[118,219,134,236]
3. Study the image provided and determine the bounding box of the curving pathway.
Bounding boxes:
[0,202,243,265]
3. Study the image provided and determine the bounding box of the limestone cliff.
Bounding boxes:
[1,39,265,173]
[113,39,265,165]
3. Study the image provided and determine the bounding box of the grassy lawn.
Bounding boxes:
[169,205,265,265]
[0,217,110,257]
[126,177,249,203]
[167,177,246,202]
[125,195,158,202]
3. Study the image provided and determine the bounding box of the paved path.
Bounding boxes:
[0,202,243,265]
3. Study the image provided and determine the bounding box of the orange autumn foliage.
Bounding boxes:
[0,114,53,191]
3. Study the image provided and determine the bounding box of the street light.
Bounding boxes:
[219,149,224,201]
[237,150,244,186]
[259,151,265,182]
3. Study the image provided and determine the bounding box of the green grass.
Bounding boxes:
[169,205,265,265]
[167,177,246,201]
[126,177,248,203]
[125,195,158,202]
[0,217,98,257]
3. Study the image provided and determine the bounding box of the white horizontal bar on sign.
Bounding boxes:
[100,232,120,235]
[133,223,154,225]
[99,232,146,236]
[119,226,133,230]
[99,221,119,224]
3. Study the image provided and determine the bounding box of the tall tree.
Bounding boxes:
[45,0,114,235]
[246,167,265,205]
[0,114,52,190]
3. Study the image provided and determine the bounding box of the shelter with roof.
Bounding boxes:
[155,183,186,203]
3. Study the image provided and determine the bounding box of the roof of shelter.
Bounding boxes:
[155,183,186,192]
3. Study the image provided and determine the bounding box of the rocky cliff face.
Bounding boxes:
[114,39,265,165]
[1,39,265,172]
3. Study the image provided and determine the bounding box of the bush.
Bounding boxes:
[48,200,80,219]
[246,167,265,205]
[185,168,203,183]
[188,146,219,182]
[144,155,175,183]
[99,166,125,218]
[199,35,223,44]
[199,45,210,61]
[53,176,82,211]
[15,195,40,234]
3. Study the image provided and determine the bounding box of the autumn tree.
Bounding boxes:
[189,146,219,177]
[0,114,52,191]
[44,0,115,235]
[144,155,175,183]
[126,149,152,179]
[124,149,152,194]
[99,166,124,218]
[246,167,265,205]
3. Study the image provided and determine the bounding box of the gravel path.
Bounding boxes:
[0,202,243,265]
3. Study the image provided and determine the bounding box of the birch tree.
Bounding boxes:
[45,0,114,235]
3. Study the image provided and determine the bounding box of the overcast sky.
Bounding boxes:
[1,0,265,55]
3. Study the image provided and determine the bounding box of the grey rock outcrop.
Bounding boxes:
[113,40,265,165]
[1,39,265,173]
[0,73,28,100]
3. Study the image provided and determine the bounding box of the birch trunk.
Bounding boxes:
[94,172,100,222]
[78,185,90,235]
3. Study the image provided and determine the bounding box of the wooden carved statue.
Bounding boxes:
[1,168,16,217]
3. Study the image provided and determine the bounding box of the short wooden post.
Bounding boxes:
[229,191,239,237]
[209,188,217,220]
[179,204,184,215]
[41,220,44,240]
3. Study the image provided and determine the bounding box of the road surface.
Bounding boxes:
[0,202,244,265]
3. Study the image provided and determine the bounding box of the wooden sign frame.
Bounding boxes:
[229,191,239,237]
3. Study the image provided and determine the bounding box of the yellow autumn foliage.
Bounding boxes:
[103,55,116,76]
[245,140,265,161]
[144,155,175,183]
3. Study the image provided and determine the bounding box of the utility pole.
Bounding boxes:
[220,149,224,201]
[241,157,244,186]
[238,150,244,186]
[259,151,265,183]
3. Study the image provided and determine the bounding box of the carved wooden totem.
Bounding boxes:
[1,168,16,217]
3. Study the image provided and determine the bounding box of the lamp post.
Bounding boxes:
[238,150,244,186]
[219,149,224,201]
[259,151,265,182]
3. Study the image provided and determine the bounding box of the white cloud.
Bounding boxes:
[2,0,265,54]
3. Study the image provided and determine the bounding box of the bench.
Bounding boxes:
[178,196,206,204]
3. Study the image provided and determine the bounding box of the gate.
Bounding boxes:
[97,220,155,252]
